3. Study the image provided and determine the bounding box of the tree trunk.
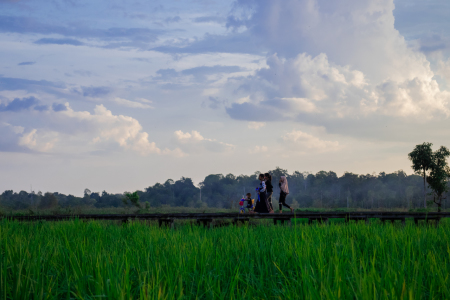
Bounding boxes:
[347,188,349,209]
[436,195,442,212]
[423,169,427,208]
[320,191,323,208]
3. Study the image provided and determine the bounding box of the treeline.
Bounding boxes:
[0,167,447,211]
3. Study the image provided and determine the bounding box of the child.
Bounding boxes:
[239,197,246,213]
[244,193,254,212]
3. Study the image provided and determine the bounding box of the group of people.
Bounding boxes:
[242,173,293,214]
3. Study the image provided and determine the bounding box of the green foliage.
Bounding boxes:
[427,146,450,212]
[1,168,445,211]
[38,192,58,209]
[123,191,140,208]
[408,142,434,208]
[408,142,434,176]
[1,220,450,298]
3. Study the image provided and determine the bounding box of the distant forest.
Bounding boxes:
[1,167,447,211]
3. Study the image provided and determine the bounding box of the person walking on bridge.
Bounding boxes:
[264,173,274,211]
[253,173,274,213]
[279,176,293,213]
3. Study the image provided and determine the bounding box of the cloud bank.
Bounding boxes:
[223,0,450,141]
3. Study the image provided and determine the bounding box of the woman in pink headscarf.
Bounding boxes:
[278,176,293,213]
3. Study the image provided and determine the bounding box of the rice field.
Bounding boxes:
[1,219,449,299]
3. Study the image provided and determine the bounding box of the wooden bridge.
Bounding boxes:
[2,212,450,228]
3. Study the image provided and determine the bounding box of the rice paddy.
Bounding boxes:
[1,219,449,299]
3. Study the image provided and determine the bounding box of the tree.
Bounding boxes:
[408,142,433,208]
[82,189,96,206]
[123,191,140,208]
[269,167,289,183]
[84,188,91,197]
[38,192,58,209]
[427,146,450,212]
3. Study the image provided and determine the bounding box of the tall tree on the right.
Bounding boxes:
[427,146,450,212]
[408,142,433,208]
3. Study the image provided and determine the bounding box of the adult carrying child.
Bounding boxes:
[253,173,274,213]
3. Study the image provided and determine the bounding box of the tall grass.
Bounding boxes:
[1,219,449,299]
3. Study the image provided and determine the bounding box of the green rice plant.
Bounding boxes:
[1,219,449,299]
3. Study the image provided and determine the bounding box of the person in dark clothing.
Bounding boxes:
[253,173,273,213]
[264,173,274,211]
[244,193,254,212]
[279,176,293,213]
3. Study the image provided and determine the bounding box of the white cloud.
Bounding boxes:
[281,130,340,153]
[3,122,24,135]
[249,145,268,154]
[231,0,433,83]
[227,51,450,128]
[1,103,166,156]
[18,129,57,152]
[260,53,367,102]
[236,96,251,104]
[248,121,265,129]
[174,130,205,142]
[136,98,153,104]
[63,104,161,155]
[437,59,450,83]
[113,97,154,109]
[0,122,57,153]
[277,98,319,114]
[162,147,187,158]
[375,77,450,118]
[267,52,448,118]
[224,0,450,141]
[0,122,27,152]
[174,130,235,153]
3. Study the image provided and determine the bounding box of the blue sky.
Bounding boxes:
[1,0,450,196]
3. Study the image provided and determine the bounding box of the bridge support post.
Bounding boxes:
[346,217,367,224]
[414,217,440,227]
[308,218,328,225]
[196,218,213,228]
[381,218,405,225]
[273,218,290,225]
[158,218,174,229]
[233,218,249,225]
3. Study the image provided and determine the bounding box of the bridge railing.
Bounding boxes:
[1,212,449,227]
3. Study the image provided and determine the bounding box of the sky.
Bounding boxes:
[1,0,450,196]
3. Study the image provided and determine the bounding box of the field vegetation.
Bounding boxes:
[1,219,449,299]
